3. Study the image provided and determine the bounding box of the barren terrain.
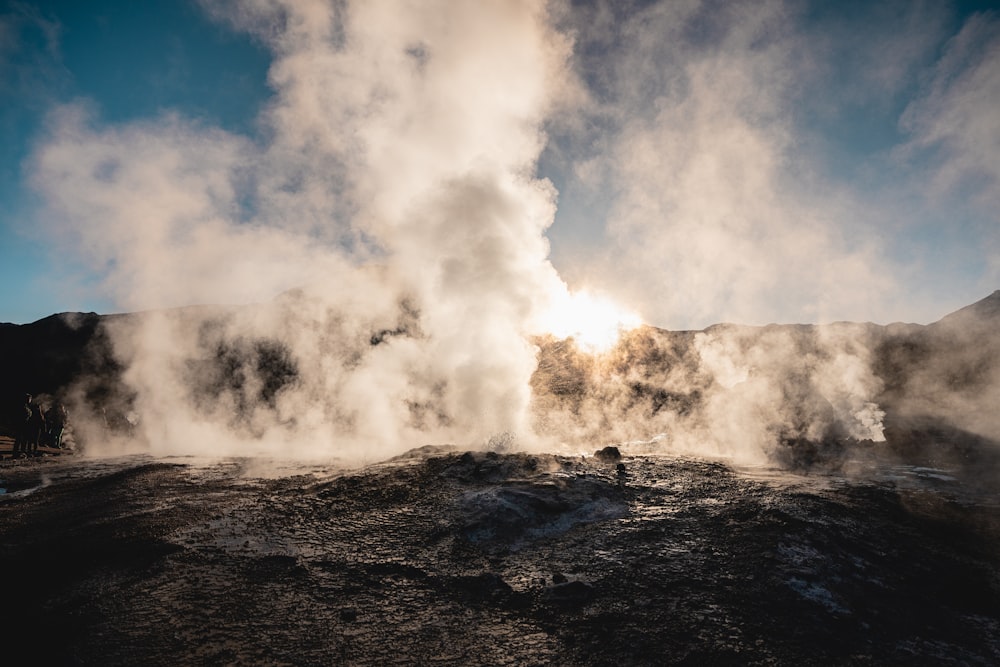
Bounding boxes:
[2,447,998,665]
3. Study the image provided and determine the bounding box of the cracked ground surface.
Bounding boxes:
[1,448,999,665]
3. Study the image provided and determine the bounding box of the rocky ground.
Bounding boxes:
[1,447,998,665]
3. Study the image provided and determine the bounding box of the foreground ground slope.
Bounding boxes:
[1,449,998,665]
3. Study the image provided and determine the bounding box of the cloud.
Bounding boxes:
[30,104,288,310]
[900,11,1000,216]
[29,0,581,459]
[549,1,895,329]
[0,3,63,100]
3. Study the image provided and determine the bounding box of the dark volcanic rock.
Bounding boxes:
[543,579,595,605]
[0,451,997,665]
[594,445,622,462]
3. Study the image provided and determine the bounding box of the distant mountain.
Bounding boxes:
[872,290,1000,465]
[932,289,1000,329]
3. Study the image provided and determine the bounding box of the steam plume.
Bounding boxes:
[24,1,1000,465]
[31,0,577,459]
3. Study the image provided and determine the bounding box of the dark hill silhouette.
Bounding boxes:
[933,289,1000,328]
[874,290,1000,469]
[0,312,124,437]
[2,293,998,474]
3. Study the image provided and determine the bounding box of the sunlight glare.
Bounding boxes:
[540,289,643,353]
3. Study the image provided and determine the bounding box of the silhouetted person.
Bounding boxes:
[49,404,68,449]
[13,394,33,457]
[28,397,45,454]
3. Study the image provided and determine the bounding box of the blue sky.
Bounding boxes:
[2,0,999,328]
[1,0,270,321]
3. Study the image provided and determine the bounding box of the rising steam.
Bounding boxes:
[31,0,582,460]
[24,1,1000,465]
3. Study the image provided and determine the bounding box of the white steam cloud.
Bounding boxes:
[548,1,888,328]
[547,0,1000,327]
[530,322,887,465]
[24,0,1000,463]
[31,0,578,460]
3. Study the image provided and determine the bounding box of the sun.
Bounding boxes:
[538,289,643,353]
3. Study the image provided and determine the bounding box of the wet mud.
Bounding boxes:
[1,449,998,665]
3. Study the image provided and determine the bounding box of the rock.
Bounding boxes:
[453,572,514,603]
[544,580,595,604]
[594,446,621,462]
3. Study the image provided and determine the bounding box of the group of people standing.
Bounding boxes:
[12,393,68,457]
